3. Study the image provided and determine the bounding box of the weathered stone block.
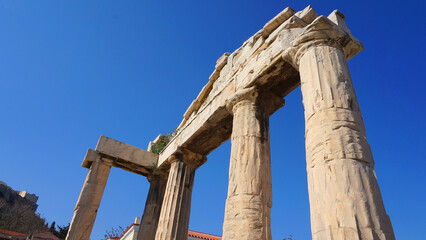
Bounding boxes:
[96,135,158,169]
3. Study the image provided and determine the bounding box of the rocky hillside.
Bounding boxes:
[0,181,47,234]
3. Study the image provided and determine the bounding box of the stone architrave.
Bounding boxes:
[137,172,168,240]
[66,152,113,240]
[222,87,283,240]
[154,150,205,240]
[283,14,395,240]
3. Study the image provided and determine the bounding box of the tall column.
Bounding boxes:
[222,87,278,240]
[137,172,167,240]
[66,154,112,240]
[284,16,395,239]
[154,150,205,240]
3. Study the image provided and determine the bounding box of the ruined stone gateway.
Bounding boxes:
[66,6,395,240]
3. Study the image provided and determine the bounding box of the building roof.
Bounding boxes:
[188,230,222,240]
[0,228,27,236]
[31,232,60,240]
[118,223,137,239]
[106,221,222,240]
[0,229,60,240]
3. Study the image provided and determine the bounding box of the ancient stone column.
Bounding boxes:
[66,154,112,240]
[137,172,167,240]
[222,87,276,240]
[284,15,395,240]
[154,150,205,240]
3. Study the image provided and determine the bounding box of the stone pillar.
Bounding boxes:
[137,172,167,240]
[154,150,205,240]
[284,16,395,240]
[66,155,112,240]
[222,87,278,240]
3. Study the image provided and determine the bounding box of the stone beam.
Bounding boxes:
[82,136,158,176]
[157,5,363,167]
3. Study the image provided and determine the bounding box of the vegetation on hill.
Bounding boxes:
[0,183,69,239]
[0,184,47,234]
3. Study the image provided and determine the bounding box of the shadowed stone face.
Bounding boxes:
[154,150,205,240]
[138,173,168,240]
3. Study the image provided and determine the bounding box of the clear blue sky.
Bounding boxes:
[1,1,425,239]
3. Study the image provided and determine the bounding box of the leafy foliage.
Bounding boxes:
[149,129,179,154]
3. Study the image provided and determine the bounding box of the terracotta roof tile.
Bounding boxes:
[0,228,27,236]
[188,230,222,240]
[32,232,60,240]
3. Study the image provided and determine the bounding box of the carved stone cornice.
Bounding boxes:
[282,12,364,69]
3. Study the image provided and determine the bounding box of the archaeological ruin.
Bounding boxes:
[65,6,395,240]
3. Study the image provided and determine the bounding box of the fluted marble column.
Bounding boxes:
[222,88,278,240]
[154,150,205,240]
[66,154,112,240]
[284,15,395,240]
[137,172,168,240]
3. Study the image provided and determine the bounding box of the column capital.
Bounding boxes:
[226,87,284,115]
[147,170,168,183]
[168,147,207,169]
[226,87,259,114]
[82,149,114,169]
[98,155,114,167]
[282,13,363,69]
